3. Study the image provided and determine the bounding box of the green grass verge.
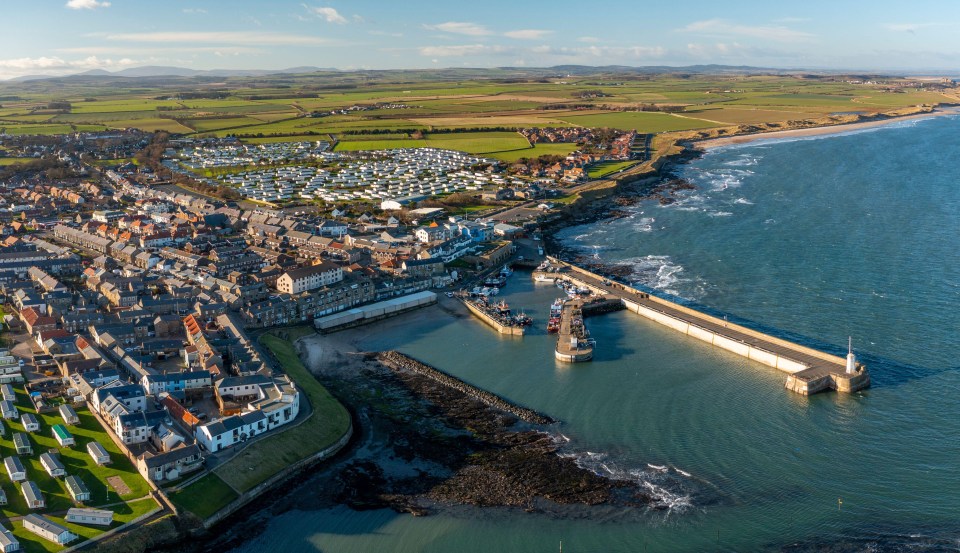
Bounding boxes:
[167,473,238,520]
[209,326,350,494]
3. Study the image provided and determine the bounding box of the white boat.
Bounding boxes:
[534,274,555,283]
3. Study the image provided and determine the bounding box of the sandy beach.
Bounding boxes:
[695,108,959,150]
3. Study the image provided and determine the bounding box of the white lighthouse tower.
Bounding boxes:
[845,336,857,374]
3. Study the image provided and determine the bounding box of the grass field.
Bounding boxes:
[559,111,724,133]
[0,389,158,552]
[423,132,530,154]
[168,473,237,520]
[486,142,579,162]
[586,160,638,179]
[334,139,427,151]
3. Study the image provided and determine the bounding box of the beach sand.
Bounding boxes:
[695,108,957,150]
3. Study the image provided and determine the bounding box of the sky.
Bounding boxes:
[2,0,960,80]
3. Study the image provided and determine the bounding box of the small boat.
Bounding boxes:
[445,292,454,298]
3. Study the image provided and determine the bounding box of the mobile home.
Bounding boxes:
[86,441,110,465]
[39,452,65,478]
[59,404,79,425]
[52,424,74,447]
[20,481,44,509]
[65,507,114,527]
[64,475,90,502]
[20,414,38,433]
[4,456,25,482]
[22,514,75,545]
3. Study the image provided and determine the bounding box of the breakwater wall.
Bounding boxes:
[461,298,525,336]
[548,258,869,394]
[378,351,554,424]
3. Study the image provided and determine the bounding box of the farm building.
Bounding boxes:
[20,414,38,433]
[0,523,18,553]
[20,481,44,509]
[12,433,30,455]
[66,507,114,527]
[59,404,79,425]
[4,456,25,481]
[22,514,76,545]
[0,401,16,420]
[86,441,110,465]
[52,424,74,447]
[39,452,65,478]
[0,385,13,402]
[64,475,90,502]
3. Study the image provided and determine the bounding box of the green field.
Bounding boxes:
[586,160,639,179]
[486,142,579,162]
[0,389,158,552]
[559,111,723,133]
[423,132,531,154]
[334,139,427,151]
[167,473,237,520]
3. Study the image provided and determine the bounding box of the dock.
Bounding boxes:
[555,299,593,362]
[543,258,870,395]
[460,297,526,336]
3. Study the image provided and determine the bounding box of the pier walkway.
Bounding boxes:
[555,299,593,362]
[545,259,870,395]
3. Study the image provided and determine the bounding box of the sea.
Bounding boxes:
[231,115,960,552]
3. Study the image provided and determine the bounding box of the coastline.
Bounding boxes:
[694,107,958,150]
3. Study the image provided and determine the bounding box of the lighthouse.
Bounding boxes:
[845,337,857,374]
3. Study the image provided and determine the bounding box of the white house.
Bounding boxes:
[20,481,44,509]
[65,508,114,527]
[87,441,111,465]
[20,414,39,433]
[59,404,79,425]
[4,456,25,482]
[0,522,18,553]
[39,452,65,478]
[22,514,75,544]
[275,262,343,294]
[64,475,91,502]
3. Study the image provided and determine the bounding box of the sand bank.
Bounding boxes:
[695,108,958,150]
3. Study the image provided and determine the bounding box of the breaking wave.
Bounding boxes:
[613,255,707,300]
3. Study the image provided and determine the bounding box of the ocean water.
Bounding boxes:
[232,116,960,552]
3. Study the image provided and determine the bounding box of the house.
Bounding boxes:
[52,424,74,447]
[64,475,91,502]
[22,514,76,544]
[4,456,25,481]
[59,404,79,425]
[20,481,44,509]
[86,441,111,465]
[136,443,203,483]
[275,262,343,294]
[39,452,65,477]
[0,385,14,403]
[0,522,19,553]
[13,433,30,455]
[65,507,114,527]
[140,370,212,395]
[19,414,39,433]
[0,401,16,420]
[196,410,268,453]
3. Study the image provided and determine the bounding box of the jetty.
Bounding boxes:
[460,296,526,336]
[541,258,870,395]
[555,299,594,362]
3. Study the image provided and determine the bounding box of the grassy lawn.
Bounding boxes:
[207,327,350,494]
[559,111,723,133]
[0,388,159,551]
[486,142,579,162]
[167,473,237,520]
[334,139,427,151]
[586,160,638,179]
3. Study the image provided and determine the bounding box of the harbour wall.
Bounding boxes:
[461,299,525,336]
[379,351,554,424]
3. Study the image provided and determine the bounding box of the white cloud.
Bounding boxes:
[424,22,492,36]
[679,19,814,42]
[105,31,335,46]
[66,0,110,9]
[304,5,347,24]
[0,55,138,80]
[418,44,512,57]
[504,29,552,40]
[884,22,942,33]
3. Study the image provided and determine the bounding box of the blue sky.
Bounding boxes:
[3,0,960,79]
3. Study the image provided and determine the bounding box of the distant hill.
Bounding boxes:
[6,65,339,81]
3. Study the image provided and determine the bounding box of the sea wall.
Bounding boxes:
[462,299,525,336]
[378,351,554,425]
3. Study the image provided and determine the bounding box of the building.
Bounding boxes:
[275,262,343,294]
[22,514,75,544]
[65,507,114,527]
[0,522,18,553]
[0,401,15,420]
[13,433,30,455]
[52,424,75,447]
[64,475,91,502]
[39,452,66,477]
[59,404,79,425]
[19,414,38,433]
[4,456,25,482]
[86,441,111,465]
[20,481,44,509]
[135,443,202,483]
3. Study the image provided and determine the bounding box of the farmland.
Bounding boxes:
[0,71,952,143]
